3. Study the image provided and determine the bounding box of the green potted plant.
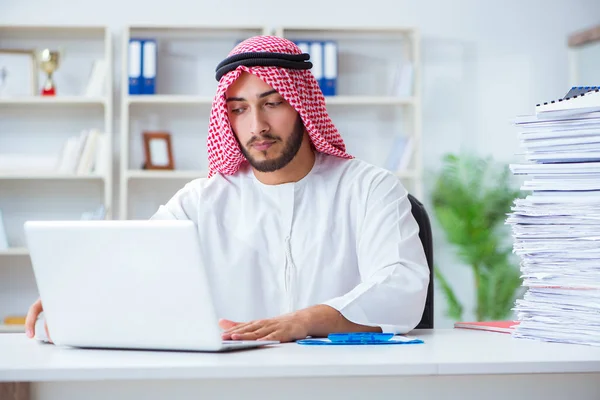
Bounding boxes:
[431,153,523,321]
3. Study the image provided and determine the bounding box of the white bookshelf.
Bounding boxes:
[0,173,106,180]
[275,26,423,199]
[126,169,208,180]
[0,23,424,334]
[126,95,214,105]
[120,25,269,219]
[0,96,108,106]
[325,96,415,106]
[120,24,423,220]
[0,24,113,326]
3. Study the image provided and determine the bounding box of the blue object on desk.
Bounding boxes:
[297,332,424,346]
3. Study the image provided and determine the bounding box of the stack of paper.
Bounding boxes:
[507,87,600,346]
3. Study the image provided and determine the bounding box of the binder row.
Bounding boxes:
[293,40,338,96]
[127,39,339,96]
[128,38,157,95]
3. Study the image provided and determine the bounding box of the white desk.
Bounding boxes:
[1,328,600,400]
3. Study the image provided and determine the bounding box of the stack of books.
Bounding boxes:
[56,129,110,176]
[506,87,600,346]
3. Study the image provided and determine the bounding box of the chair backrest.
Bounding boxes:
[407,193,434,329]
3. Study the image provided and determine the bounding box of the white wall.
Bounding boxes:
[572,42,600,85]
[2,0,600,327]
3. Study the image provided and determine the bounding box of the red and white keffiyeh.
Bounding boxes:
[206,35,352,178]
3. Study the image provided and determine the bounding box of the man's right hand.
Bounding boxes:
[25,298,51,342]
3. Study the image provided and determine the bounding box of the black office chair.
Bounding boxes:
[408,194,434,329]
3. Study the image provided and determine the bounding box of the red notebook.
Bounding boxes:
[454,320,519,334]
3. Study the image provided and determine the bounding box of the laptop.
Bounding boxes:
[23,219,279,352]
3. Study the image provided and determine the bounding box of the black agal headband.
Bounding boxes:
[215,52,313,81]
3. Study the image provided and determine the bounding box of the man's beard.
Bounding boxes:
[239,116,305,173]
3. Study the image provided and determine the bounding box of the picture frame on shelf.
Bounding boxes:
[142,131,175,170]
[0,49,38,97]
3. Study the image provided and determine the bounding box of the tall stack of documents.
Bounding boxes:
[507,88,600,346]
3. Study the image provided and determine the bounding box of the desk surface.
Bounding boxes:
[2,328,600,382]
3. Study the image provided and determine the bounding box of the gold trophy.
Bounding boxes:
[38,49,60,96]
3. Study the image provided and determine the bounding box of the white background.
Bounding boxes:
[2,0,600,327]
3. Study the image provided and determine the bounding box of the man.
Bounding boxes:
[25,35,429,343]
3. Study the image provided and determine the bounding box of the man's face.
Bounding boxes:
[225,72,305,173]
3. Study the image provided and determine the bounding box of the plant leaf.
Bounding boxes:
[434,267,463,320]
[430,152,524,321]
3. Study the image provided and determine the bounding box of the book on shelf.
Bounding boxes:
[80,205,107,220]
[56,129,109,176]
[0,130,108,176]
[128,38,157,95]
[454,320,519,334]
[292,40,337,96]
[0,209,8,251]
[384,135,414,172]
[322,41,337,96]
[391,62,414,97]
[84,59,108,97]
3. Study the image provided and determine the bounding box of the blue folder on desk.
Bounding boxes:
[297,332,424,346]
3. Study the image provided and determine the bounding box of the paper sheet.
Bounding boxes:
[508,105,600,347]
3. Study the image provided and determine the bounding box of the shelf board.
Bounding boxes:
[127,170,207,180]
[127,95,214,105]
[0,96,107,106]
[0,247,29,256]
[325,96,415,105]
[278,26,416,34]
[0,324,25,333]
[0,173,105,181]
[128,24,267,33]
[0,25,106,33]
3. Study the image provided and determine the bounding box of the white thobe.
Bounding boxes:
[150,152,430,334]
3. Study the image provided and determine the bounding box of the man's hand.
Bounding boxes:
[24,298,52,343]
[219,312,309,343]
[219,304,381,343]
